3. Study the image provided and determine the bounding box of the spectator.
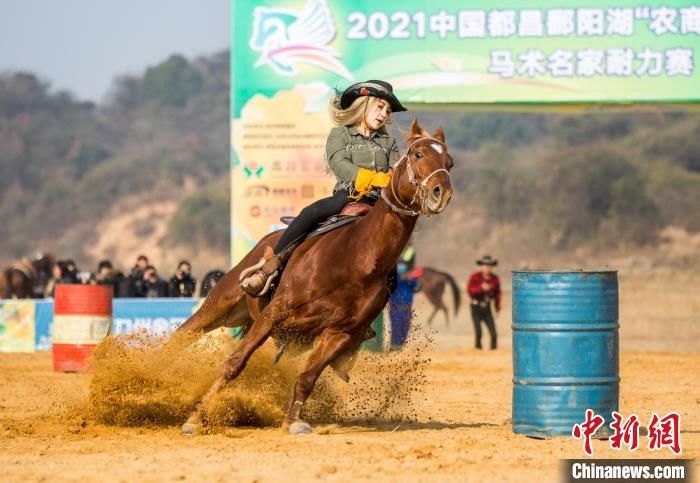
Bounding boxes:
[200,269,225,298]
[44,262,65,298]
[95,260,131,298]
[389,243,419,349]
[143,265,168,298]
[169,260,196,297]
[129,254,149,297]
[467,255,501,350]
[61,259,80,284]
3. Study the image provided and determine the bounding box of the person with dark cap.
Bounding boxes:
[239,80,407,297]
[467,255,501,350]
[94,260,130,297]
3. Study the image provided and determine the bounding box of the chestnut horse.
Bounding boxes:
[418,267,461,327]
[175,119,453,435]
[1,253,55,299]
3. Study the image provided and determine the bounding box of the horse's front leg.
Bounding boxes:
[181,313,274,435]
[330,326,375,382]
[282,329,352,435]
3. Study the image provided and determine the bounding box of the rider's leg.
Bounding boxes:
[274,189,350,252]
[240,190,351,296]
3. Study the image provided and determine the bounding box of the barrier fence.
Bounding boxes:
[0,299,394,353]
[0,298,202,353]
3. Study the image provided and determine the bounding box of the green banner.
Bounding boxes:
[230,0,700,261]
[233,0,700,110]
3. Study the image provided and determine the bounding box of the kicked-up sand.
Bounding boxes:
[0,326,697,482]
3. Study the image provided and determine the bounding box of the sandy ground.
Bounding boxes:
[1,343,697,483]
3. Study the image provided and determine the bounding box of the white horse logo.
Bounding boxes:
[249,0,353,80]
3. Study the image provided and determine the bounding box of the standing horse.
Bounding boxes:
[417,267,461,327]
[2,253,55,299]
[175,119,453,435]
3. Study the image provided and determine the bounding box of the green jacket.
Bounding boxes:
[325,125,400,193]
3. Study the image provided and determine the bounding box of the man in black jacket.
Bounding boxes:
[143,265,168,298]
[128,255,149,297]
[95,260,131,297]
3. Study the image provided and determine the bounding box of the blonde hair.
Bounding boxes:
[328,95,393,131]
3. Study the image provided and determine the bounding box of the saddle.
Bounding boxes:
[280,202,372,240]
[247,202,373,298]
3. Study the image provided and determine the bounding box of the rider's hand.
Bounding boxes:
[369,170,392,188]
[355,168,392,194]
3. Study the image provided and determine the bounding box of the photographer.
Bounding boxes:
[168,260,196,297]
[143,265,168,298]
[128,254,149,297]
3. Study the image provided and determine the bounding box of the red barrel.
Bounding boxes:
[53,285,112,372]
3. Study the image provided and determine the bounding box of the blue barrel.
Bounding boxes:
[512,270,619,438]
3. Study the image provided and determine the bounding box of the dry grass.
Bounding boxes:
[617,268,700,352]
[410,266,700,353]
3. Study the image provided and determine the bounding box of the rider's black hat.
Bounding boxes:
[476,255,498,266]
[339,80,407,112]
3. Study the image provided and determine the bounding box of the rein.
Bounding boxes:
[381,136,450,217]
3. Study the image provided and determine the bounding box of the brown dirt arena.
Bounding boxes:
[1,334,697,482]
[1,269,698,482]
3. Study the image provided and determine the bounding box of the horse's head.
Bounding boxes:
[384,118,454,217]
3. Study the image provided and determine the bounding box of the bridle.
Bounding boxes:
[381,136,451,217]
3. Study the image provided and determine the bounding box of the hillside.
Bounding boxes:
[0,53,230,275]
[404,109,700,281]
[1,51,700,278]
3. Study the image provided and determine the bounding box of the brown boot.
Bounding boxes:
[239,247,282,297]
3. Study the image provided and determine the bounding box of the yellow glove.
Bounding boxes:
[354,168,392,197]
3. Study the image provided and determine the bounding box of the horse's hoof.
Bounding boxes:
[181,422,201,436]
[332,367,350,383]
[289,421,313,435]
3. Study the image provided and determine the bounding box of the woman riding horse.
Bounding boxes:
[239,80,407,297]
[175,112,453,436]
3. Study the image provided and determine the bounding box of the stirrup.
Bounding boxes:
[239,268,278,297]
[257,269,278,296]
[239,264,279,297]
[239,246,276,283]
[239,246,281,297]
[239,257,266,283]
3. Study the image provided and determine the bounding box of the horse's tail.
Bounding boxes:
[440,271,461,315]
